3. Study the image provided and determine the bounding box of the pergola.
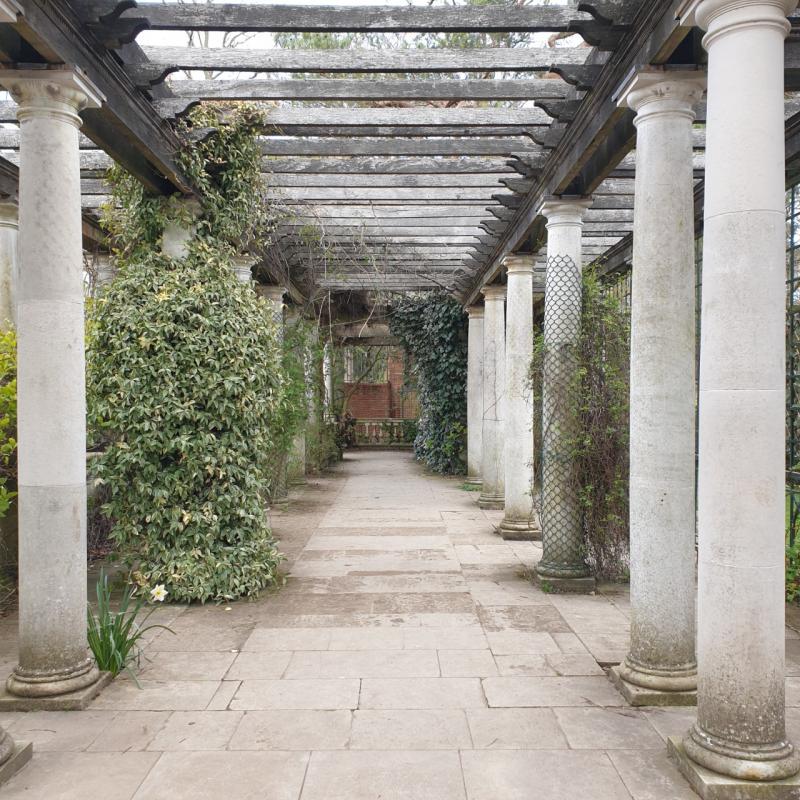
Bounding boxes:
[0,1,797,797]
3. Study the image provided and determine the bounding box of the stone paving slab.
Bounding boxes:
[5,452,800,798]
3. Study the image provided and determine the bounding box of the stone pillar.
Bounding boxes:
[465,304,484,487]
[231,255,255,285]
[0,69,106,705]
[667,0,800,791]
[0,202,17,329]
[161,199,200,260]
[609,70,705,706]
[258,284,290,511]
[535,198,594,592]
[286,309,307,486]
[499,255,540,540]
[478,284,506,510]
[93,253,116,291]
[323,342,334,417]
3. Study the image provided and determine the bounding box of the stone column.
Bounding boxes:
[286,308,307,486]
[465,304,484,487]
[93,253,116,292]
[535,198,594,592]
[668,0,800,790]
[258,284,290,510]
[0,202,17,329]
[231,255,255,285]
[499,255,540,540]
[478,284,506,510]
[0,69,106,705]
[323,341,334,417]
[609,70,705,707]
[161,199,200,260]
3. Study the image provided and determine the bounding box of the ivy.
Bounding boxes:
[0,328,16,519]
[87,105,296,603]
[390,293,467,475]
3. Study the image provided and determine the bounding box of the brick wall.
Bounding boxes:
[344,348,418,419]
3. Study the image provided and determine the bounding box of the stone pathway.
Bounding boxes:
[2,449,800,798]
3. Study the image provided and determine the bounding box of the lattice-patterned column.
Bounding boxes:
[478,284,506,510]
[610,69,705,707]
[669,0,800,791]
[0,68,107,706]
[498,255,540,539]
[535,198,593,592]
[257,284,290,510]
[465,304,484,487]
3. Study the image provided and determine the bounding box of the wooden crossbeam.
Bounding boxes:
[265,187,503,201]
[259,138,545,156]
[280,225,485,237]
[287,205,495,219]
[261,157,516,174]
[130,46,593,85]
[264,174,509,188]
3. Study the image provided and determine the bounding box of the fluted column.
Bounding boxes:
[0,202,17,329]
[667,0,800,790]
[535,198,593,592]
[0,69,105,704]
[478,284,506,510]
[258,284,290,510]
[609,70,705,707]
[499,255,540,540]
[465,305,484,487]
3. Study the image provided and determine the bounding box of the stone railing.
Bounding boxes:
[354,418,415,447]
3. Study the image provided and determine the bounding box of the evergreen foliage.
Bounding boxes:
[390,293,467,474]
[87,106,298,603]
[0,328,15,519]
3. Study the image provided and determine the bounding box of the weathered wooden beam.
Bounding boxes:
[287,204,496,219]
[264,174,509,188]
[259,138,545,157]
[266,187,502,201]
[287,216,489,228]
[11,0,191,194]
[261,156,515,175]
[280,224,485,237]
[130,45,594,85]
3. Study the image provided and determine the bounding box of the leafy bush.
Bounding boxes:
[87,570,173,680]
[390,293,467,474]
[0,327,16,519]
[87,106,291,602]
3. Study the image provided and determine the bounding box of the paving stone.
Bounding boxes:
[461,749,632,800]
[438,649,498,677]
[90,680,223,711]
[230,679,361,710]
[300,750,466,800]
[608,749,698,799]
[328,627,406,650]
[349,709,471,749]
[132,751,309,800]
[477,605,571,633]
[486,631,561,655]
[243,627,332,651]
[1,751,159,800]
[545,653,605,676]
[554,707,664,749]
[404,628,488,650]
[466,708,569,749]
[147,710,243,750]
[4,709,113,751]
[359,677,487,709]
[285,649,440,678]
[128,651,237,681]
[482,676,626,707]
[641,707,696,742]
[87,711,170,752]
[226,651,292,679]
[493,654,558,677]
[206,680,241,710]
[228,709,352,750]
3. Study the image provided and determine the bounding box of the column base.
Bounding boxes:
[0,741,32,787]
[609,665,697,707]
[497,517,541,541]
[464,476,482,488]
[478,492,504,510]
[668,736,800,799]
[534,566,596,594]
[0,669,111,711]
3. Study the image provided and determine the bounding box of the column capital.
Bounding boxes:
[466,304,484,319]
[257,284,287,303]
[616,68,706,124]
[538,197,592,228]
[0,201,17,230]
[503,254,536,275]
[481,284,506,302]
[0,68,103,128]
[231,255,257,284]
[678,0,796,42]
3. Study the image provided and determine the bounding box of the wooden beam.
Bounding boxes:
[130,45,594,85]
[265,187,503,201]
[261,156,515,174]
[259,138,546,157]
[287,205,495,219]
[265,174,509,188]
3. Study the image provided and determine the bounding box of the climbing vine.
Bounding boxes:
[532,268,631,580]
[87,105,303,603]
[390,293,467,474]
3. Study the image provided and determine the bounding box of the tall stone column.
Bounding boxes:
[0,202,17,329]
[323,342,334,417]
[93,253,116,292]
[668,0,800,791]
[535,198,593,592]
[499,255,540,540]
[609,70,705,706]
[286,309,307,486]
[258,284,290,510]
[465,305,484,487]
[0,69,106,705]
[478,284,506,510]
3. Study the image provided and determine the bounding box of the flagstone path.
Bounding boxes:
[2,449,800,798]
